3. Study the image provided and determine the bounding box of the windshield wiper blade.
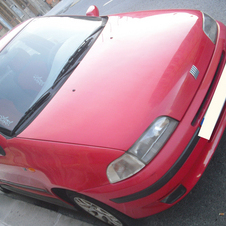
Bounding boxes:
[52,25,105,88]
[12,91,51,135]
[52,36,94,88]
[87,25,104,39]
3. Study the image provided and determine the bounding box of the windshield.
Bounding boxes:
[0,16,104,132]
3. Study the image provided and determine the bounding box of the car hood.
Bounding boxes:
[19,10,215,151]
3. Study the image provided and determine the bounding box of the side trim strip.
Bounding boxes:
[0,184,75,210]
[0,179,49,194]
[111,129,200,203]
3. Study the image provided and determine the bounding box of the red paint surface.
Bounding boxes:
[0,10,226,218]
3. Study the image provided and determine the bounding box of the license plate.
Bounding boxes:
[198,65,226,140]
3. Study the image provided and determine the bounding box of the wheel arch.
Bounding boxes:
[51,187,136,226]
[51,188,73,205]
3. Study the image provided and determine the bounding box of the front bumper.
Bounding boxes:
[82,21,226,219]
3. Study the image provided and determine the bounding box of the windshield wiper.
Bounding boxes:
[52,26,104,88]
[11,91,51,135]
[52,36,93,88]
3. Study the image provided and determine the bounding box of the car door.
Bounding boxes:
[0,133,52,195]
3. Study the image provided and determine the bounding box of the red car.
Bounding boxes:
[0,6,226,226]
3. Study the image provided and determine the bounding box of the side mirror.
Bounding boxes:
[86,5,99,17]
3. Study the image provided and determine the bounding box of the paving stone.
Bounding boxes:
[0,192,93,226]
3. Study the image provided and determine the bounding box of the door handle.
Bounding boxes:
[0,146,6,156]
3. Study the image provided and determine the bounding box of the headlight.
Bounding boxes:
[128,116,178,164]
[203,13,218,44]
[107,153,145,184]
[107,116,178,183]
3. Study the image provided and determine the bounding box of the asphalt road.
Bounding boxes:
[64,0,226,25]
[1,1,226,226]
